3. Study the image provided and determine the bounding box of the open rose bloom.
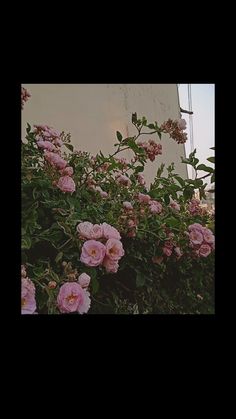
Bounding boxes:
[80,240,106,267]
[21,277,37,314]
[57,282,91,314]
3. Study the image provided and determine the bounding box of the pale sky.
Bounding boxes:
[178,84,215,184]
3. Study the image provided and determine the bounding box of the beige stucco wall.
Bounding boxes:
[21,84,188,185]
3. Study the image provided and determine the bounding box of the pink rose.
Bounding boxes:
[188,223,204,232]
[138,193,151,203]
[76,222,103,240]
[198,244,212,257]
[44,151,67,170]
[105,238,125,261]
[21,265,27,278]
[149,200,162,214]
[169,197,180,211]
[78,273,91,288]
[57,176,76,193]
[116,174,131,186]
[91,224,103,239]
[127,219,136,227]
[102,256,119,273]
[80,240,106,267]
[57,282,91,314]
[77,222,94,239]
[137,174,146,186]
[34,124,50,131]
[123,201,133,210]
[177,118,187,130]
[102,223,121,240]
[60,166,74,176]
[164,241,173,250]
[48,128,61,137]
[163,247,172,257]
[52,138,63,147]
[37,140,56,151]
[202,227,215,244]
[21,277,37,315]
[95,186,108,198]
[189,230,204,245]
[174,247,183,258]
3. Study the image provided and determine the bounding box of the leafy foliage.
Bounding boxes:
[21,111,215,314]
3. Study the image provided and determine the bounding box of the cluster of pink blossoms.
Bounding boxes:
[160,118,187,144]
[21,87,31,109]
[188,198,202,215]
[34,125,76,193]
[137,173,146,186]
[21,265,37,314]
[137,139,162,162]
[121,202,138,237]
[114,157,129,171]
[188,223,215,257]
[161,232,183,259]
[57,274,91,314]
[115,172,131,187]
[77,222,124,273]
[90,185,108,199]
[137,193,163,214]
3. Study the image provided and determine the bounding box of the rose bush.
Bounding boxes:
[21,88,215,314]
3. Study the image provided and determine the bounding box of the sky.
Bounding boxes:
[178,84,215,185]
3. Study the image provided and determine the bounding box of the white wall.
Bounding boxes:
[21,84,188,185]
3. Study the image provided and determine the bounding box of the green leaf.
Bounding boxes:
[207,156,215,164]
[142,117,147,126]
[211,173,215,183]
[165,216,179,227]
[26,123,31,134]
[64,143,74,152]
[91,276,99,294]
[186,179,203,187]
[127,138,145,154]
[199,187,206,200]
[50,271,60,283]
[196,164,214,173]
[136,272,146,287]
[116,131,123,142]
[132,112,137,124]
[156,163,165,177]
[32,187,38,200]
[21,236,32,249]
[33,266,45,277]
[164,194,170,205]
[135,165,144,173]
[192,158,199,167]
[148,123,155,129]
[181,157,190,164]
[174,176,185,187]
[189,149,197,158]
[183,186,194,200]
[55,252,63,264]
